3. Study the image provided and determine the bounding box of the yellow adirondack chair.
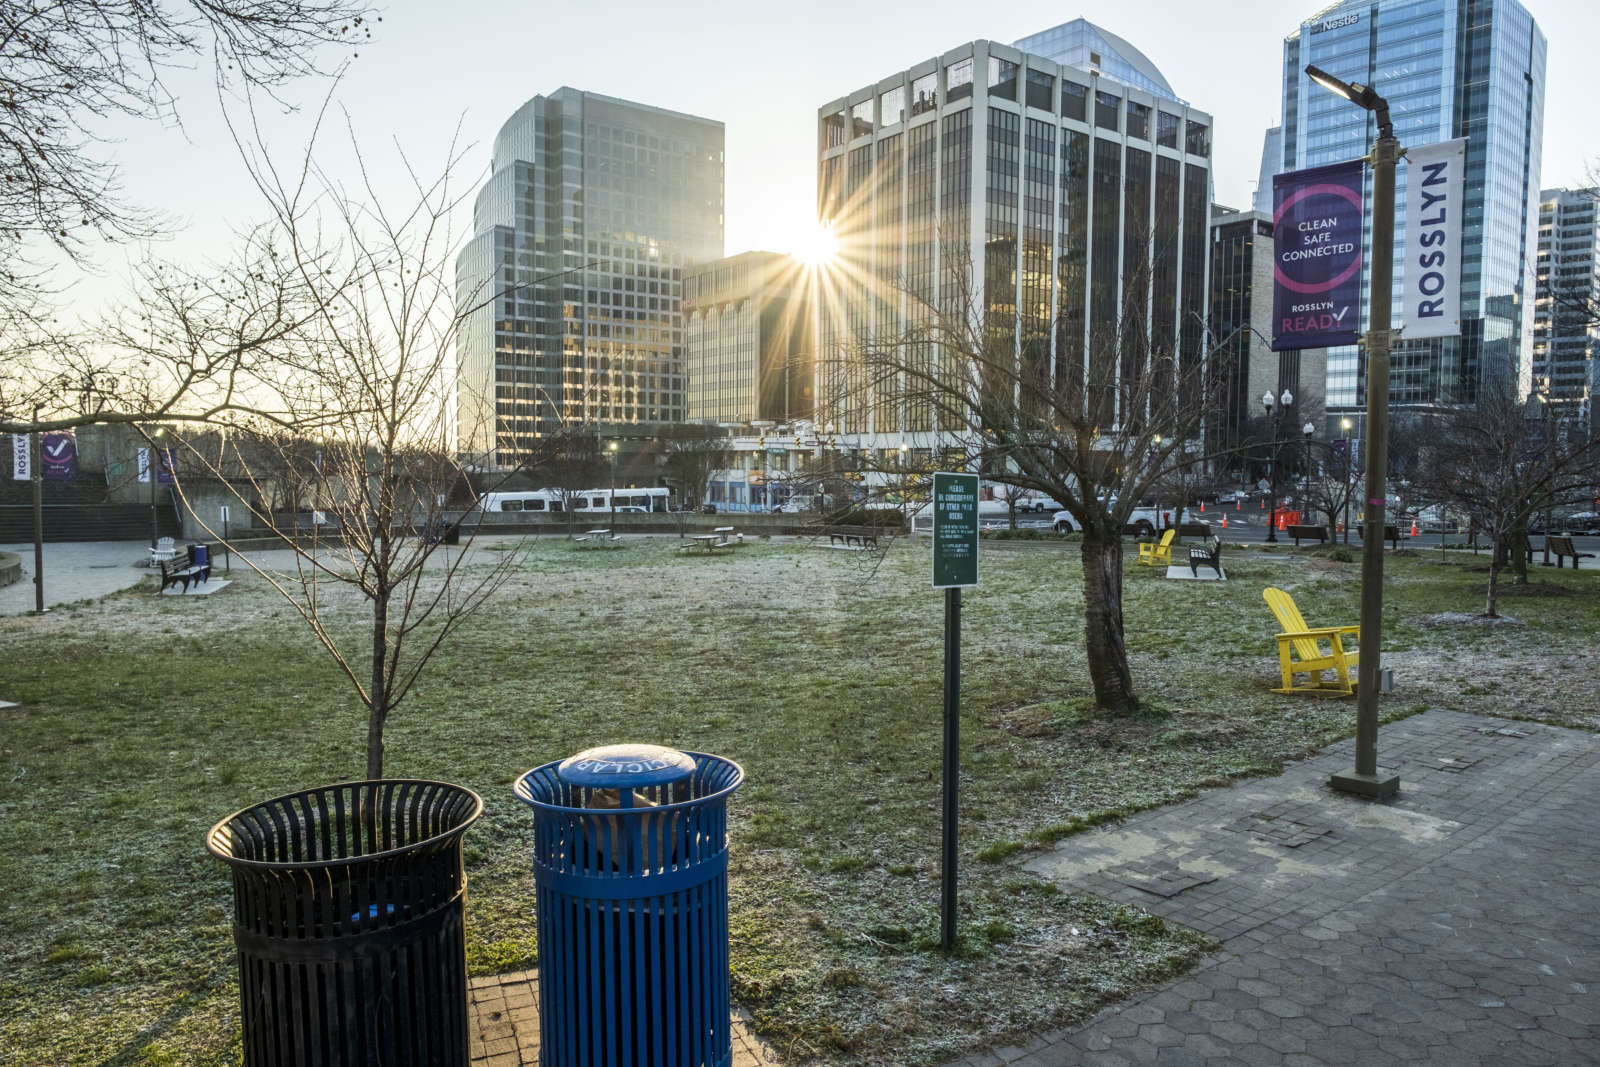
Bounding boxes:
[1137,528,1176,566]
[1262,587,1360,696]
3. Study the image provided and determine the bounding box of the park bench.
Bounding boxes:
[828,526,880,549]
[1137,528,1175,567]
[1177,522,1212,539]
[1262,586,1359,697]
[1286,524,1328,546]
[1188,537,1224,578]
[156,549,210,594]
[1355,523,1409,550]
[1545,535,1594,569]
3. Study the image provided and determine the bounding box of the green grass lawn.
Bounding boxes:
[0,535,1595,1065]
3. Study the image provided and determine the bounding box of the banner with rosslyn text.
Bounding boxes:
[1403,138,1466,340]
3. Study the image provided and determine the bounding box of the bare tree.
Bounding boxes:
[658,423,730,512]
[1411,386,1600,616]
[833,239,1226,714]
[169,109,539,779]
[0,0,373,436]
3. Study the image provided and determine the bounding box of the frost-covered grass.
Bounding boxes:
[0,535,1594,1064]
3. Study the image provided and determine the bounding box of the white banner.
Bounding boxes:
[1403,137,1466,340]
[137,447,150,483]
[11,434,28,480]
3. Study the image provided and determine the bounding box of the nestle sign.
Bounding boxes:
[1312,12,1360,33]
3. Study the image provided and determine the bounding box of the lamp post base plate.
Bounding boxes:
[1329,769,1400,798]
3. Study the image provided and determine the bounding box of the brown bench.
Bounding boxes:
[1355,524,1409,550]
[828,526,880,550]
[1546,535,1594,569]
[1286,524,1328,546]
[156,557,208,594]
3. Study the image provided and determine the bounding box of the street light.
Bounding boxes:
[1302,421,1316,524]
[1307,60,1401,798]
[149,426,166,550]
[1341,417,1355,544]
[607,439,620,531]
[1262,389,1293,543]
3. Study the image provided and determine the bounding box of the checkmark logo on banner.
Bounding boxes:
[44,439,69,459]
[1332,308,1350,323]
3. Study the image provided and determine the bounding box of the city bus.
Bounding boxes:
[478,487,672,514]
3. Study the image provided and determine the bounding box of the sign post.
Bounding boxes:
[220,505,231,574]
[931,471,979,952]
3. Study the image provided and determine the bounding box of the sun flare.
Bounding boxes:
[791,220,838,267]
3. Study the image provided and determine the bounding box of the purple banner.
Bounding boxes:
[1272,159,1364,351]
[41,431,75,480]
[156,448,176,484]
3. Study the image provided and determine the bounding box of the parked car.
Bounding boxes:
[700,503,718,514]
[1052,510,1076,534]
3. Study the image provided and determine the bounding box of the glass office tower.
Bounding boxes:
[814,34,1213,446]
[456,90,724,467]
[1280,0,1545,423]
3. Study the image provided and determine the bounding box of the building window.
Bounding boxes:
[1156,111,1179,148]
[911,72,938,116]
[852,99,874,138]
[988,57,1018,101]
[823,110,848,148]
[1025,69,1053,111]
[880,86,906,126]
[1061,80,1088,122]
[1095,91,1120,131]
[1126,101,1150,141]
[1186,120,1210,157]
[947,58,973,102]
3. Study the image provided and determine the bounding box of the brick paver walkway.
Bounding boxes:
[949,708,1600,1066]
[469,969,779,1066]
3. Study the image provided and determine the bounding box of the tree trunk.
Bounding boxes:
[366,587,389,779]
[1510,519,1529,585]
[1485,541,1501,618]
[1080,530,1139,714]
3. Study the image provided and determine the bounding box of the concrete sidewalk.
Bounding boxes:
[952,709,1599,1066]
[0,540,155,614]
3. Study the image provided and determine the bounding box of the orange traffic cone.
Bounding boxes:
[1260,499,1266,509]
[1235,499,1241,510]
[1410,521,1418,537]
[1200,501,1205,512]
[1221,515,1228,529]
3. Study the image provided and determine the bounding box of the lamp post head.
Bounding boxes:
[1262,391,1276,413]
[1280,388,1294,408]
[1341,417,1353,431]
[1303,422,1315,438]
[1305,64,1392,136]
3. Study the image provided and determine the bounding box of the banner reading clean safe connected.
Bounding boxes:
[1403,137,1466,340]
[1271,159,1365,351]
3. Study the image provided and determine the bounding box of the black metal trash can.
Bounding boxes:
[515,744,744,1067]
[207,780,484,1067]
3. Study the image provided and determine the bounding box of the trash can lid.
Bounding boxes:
[557,743,696,790]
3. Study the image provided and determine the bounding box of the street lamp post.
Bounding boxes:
[1302,421,1316,530]
[1538,394,1553,565]
[148,427,166,550]
[608,440,619,531]
[1306,62,1401,798]
[1341,416,1355,543]
[1262,390,1293,543]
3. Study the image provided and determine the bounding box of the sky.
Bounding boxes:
[69,0,1600,316]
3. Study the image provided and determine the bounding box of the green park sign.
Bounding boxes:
[932,472,979,588]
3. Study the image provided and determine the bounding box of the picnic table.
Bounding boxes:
[575,528,619,544]
[683,533,734,553]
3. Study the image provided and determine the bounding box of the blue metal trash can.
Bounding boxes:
[515,744,744,1067]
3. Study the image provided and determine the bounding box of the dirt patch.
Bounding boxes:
[1495,582,1578,598]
